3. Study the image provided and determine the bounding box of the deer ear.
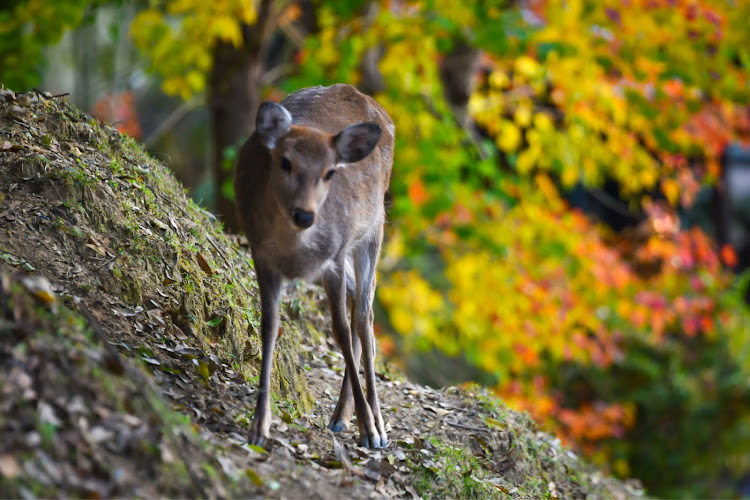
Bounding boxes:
[256,101,292,149]
[333,122,381,164]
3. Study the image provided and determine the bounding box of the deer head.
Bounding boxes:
[255,101,382,230]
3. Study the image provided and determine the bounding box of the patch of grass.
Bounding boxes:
[474,386,505,416]
[412,436,495,499]
[274,396,301,422]
[110,158,124,175]
[59,161,95,188]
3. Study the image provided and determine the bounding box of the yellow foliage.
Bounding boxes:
[533,112,553,132]
[514,55,543,80]
[661,178,680,206]
[513,105,533,128]
[378,270,446,347]
[130,0,258,99]
[516,148,537,174]
[210,15,243,46]
[489,70,511,89]
[495,120,522,153]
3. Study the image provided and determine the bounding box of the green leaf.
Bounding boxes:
[194,358,210,380]
[245,467,264,486]
[480,414,507,430]
[207,316,224,328]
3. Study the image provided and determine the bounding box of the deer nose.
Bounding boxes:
[292,208,315,229]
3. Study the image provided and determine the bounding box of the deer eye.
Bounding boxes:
[323,169,336,181]
[281,157,292,172]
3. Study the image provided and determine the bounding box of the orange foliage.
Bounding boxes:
[90,92,142,139]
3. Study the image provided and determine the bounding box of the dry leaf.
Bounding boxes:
[196,252,213,275]
[333,436,362,476]
[112,305,143,317]
[85,243,107,256]
[424,404,450,417]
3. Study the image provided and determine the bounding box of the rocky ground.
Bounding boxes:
[0,89,644,498]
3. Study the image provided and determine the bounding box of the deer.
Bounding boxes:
[234,84,394,448]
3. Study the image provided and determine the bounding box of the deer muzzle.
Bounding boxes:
[292,208,315,229]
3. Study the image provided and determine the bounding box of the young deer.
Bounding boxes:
[235,84,394,448]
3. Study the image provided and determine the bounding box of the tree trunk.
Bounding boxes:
[439,41,480,131]
[209,0,275,231]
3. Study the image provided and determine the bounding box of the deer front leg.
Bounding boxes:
[248,262,282,448]
[324,261,384,448]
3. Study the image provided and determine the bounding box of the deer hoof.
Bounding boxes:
[328,420,350,433]
[359,432,387,448]
[248,433,266,448]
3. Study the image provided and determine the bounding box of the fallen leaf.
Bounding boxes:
[207,316,224,328]
[424,404,450,417]
[141,356,161,366]
[245,468,264,486]
[196,252,213,275]
[245,444,268,455]
[193,358,210,380]
[333,436,362,476]
[112,305,144,317]
[150,218,169,231]
[405,484,420,500]
[480,414,507,429]
[85,243,107,256]
[88,426,114,443]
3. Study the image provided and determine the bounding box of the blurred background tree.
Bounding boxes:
[2,0,750,497]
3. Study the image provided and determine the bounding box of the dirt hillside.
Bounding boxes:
[0,89,644,498]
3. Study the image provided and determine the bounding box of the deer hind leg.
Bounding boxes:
[327,270,360,432]
[323,257,383,448]
[351,230,387,445]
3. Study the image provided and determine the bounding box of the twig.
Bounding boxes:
[91,245,129,272]
[11,118,32,130]
[445,420,488,433]
[261,63,296,86]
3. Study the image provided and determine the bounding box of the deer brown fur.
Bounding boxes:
[235,84,394,448]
